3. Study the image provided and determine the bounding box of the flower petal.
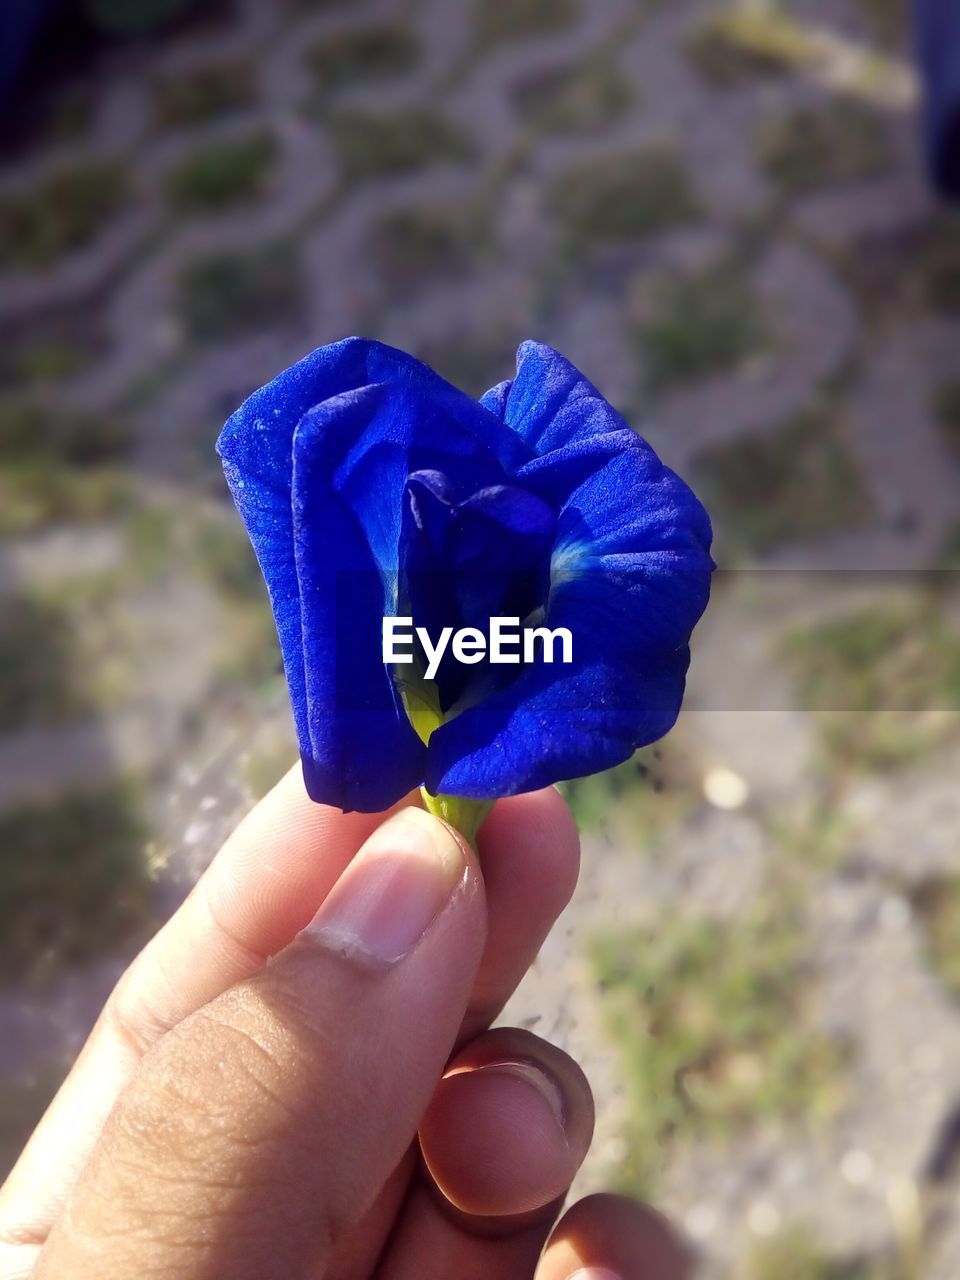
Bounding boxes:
[217,336,524,777]
[489,340,631,454]
[292,379,518,810]
[401,475,557,710]
[293,388,422,810]
[480,378,513,420]
[425,436,713,797]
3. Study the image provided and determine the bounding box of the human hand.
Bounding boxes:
[0,771,688,1279]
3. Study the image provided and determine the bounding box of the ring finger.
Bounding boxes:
[375,1027,594,1280]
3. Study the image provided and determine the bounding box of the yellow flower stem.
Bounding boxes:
[419,789,493,851]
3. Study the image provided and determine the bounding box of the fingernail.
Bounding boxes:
[304,807,466,968]
[476,1059,567,1135]
[567,1270,623,1280]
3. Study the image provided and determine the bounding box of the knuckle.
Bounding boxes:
[126,987,315,1166]
[79,986,324,1255]
[101,978,161,1062]
[66,966,355,1264]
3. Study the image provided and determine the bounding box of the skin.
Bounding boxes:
[0,769,690,1280]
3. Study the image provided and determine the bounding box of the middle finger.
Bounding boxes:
[327,786,581,1278]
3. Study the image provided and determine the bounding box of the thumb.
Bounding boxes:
[35,807,484,1280]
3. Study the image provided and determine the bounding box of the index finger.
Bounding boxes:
[1,771,581,1276]
[0,766,401,1262]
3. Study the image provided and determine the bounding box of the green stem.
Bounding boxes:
[420,789,493,851]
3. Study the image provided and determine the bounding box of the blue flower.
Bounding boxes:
[218,338,713,814]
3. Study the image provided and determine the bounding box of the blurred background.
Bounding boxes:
[1,0,960,1275]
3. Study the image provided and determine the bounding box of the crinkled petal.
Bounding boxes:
[292,387,425,810]
[425,637,688,799]
[292,380,516,810]
[219,336,527,496]
[425,436,713,797]
[553,439,714,563]
[217,336,525,773]
[487,340,631,454]
[480,378,513,420]
[402,472,555,634]
[514,427,652,510]
[401,475,557,709]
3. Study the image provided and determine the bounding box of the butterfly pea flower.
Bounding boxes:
[217,338,713,836]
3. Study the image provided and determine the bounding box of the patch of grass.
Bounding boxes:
[372,203,492,295]
[932,380,960,458]
[782,600,960,771]
[177,243,303,343]
[549,147,698,246]
[152,58,257,127]
[0,595,89,730]
[124,505,277,693]
[686,7,820,86]
[773,800,853,872]
[122,505,278,694]
[0,399,134,533]
[0,465,134,536]
[123,504,176,579]
[696,406,871,553]
[305,26,419,98]
[329,109,474,183]
[785,604,960,708]
[125,500,265,606]
[0,399,131,467]
[0,164,128,269]
[559,742,699,846]
[915,217,960,313]
[27,573,144,711]
[214,597,281,691]
[245,739,296,799]
[0,304,106,389]
[9,341,90,382]
[636,261,766,391]
[912,877,960,1003]
[594,899,847,1195]
[192,517,264,604]
[512,59,632,135]
[561,747,660,832]
[0,784,151,985]
[748,1227,909,1280]
[474,0,578,47]
[837,214,960,320]
[166,131,277,212]
[760,100,893,195]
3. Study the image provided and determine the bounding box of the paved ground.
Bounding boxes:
[2,0,960,1274]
